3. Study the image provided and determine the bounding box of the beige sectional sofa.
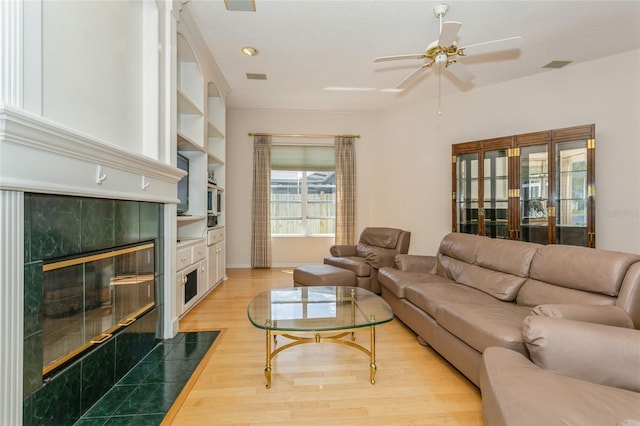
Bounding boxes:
[378,233,640,424]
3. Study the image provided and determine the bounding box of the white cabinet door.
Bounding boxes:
[215,241,225,283]
[208,243,218,290]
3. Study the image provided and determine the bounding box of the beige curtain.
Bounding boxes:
[251,135,272,268]
[335,136,356,245]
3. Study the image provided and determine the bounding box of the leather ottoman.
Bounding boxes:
[293,264,357,287]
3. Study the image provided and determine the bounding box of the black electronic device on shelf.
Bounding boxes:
[177,153,189,215]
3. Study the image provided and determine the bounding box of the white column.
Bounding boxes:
[0,190,24,425]
[0,0,24,107]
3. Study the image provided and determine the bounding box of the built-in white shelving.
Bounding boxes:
[175,22,227,318]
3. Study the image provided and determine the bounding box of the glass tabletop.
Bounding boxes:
[247,286,394,332]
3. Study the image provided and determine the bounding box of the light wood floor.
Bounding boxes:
[163,268,483,425]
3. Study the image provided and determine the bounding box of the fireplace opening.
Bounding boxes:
[42,242,156,376]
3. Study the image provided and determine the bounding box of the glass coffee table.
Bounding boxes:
[247,286,394,388]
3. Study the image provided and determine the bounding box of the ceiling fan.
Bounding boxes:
[375,3,522,90]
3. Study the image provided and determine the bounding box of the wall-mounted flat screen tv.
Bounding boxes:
[177,153,189,215]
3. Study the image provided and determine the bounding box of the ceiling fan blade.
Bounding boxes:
[374,53,427,62]
[438,21,462,47]
[396,64,432,89]
[459,36,522,52]
[446,60,475,83]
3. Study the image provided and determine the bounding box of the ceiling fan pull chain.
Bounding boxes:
[438,65,442,115]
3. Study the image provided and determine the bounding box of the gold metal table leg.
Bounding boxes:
[370,325,377,384]
[265,329,272,389]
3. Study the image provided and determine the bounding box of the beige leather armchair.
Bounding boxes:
[324,227,410,293]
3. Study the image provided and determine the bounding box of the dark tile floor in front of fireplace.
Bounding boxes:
[74,331,219,426]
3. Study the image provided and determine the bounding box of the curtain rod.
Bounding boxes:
[248,132,360,139]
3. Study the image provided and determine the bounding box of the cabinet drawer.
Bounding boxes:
[193,242,207,262]
[176,247,192,271]
[207,228,225,245]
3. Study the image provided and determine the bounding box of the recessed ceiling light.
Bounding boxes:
[241,46,259,56]
[543,60,572,69]
[246,73,267,80]
[224,0,256,12]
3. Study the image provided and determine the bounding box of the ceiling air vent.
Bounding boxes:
[543,60,572,69]
[246,73,267,80]
[224,0,256,12]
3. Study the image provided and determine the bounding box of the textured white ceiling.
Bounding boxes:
[187,0,640,112]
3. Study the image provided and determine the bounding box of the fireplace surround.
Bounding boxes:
[22,193,164,425]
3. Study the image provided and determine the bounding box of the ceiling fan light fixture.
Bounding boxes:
[241,46,259,56]
[435,52,448,64]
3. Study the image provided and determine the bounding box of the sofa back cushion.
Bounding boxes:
[475,238,539,278]
[616,262,640,329]
[517,279,617,307]
[438,256,526,301]
[356,227,411,269]
[437,233,481,265]
[436,234,536,301]
[529,245,640,296]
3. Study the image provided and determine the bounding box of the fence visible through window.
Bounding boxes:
[271,170,335,236]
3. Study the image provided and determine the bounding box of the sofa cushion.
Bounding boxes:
[523,316,640,392]
[529,245,640,296]
[517,279,616,307]
[475,237,539,278]
[437,256,527,301]
[436,302,532,355]
[404,281,498,319]
[480,347,640,426]
[378,269,454,299]
[324,256,371,276]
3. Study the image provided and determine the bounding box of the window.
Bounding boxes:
[270,145,335,236]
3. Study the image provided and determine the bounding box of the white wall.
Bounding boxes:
[227,49,640,267]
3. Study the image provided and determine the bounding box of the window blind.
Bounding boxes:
[271,145,335,171]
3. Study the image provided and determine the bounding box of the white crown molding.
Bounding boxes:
[0,105,184,202]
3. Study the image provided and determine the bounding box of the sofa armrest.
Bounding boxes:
[393,254,438,273]
[523,316,640,392]
[329,244,357,257]
[532,304,635,328]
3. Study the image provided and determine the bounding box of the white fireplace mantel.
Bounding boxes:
[0,104,183,203]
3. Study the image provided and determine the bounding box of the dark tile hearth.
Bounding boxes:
[73,331,218,426]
